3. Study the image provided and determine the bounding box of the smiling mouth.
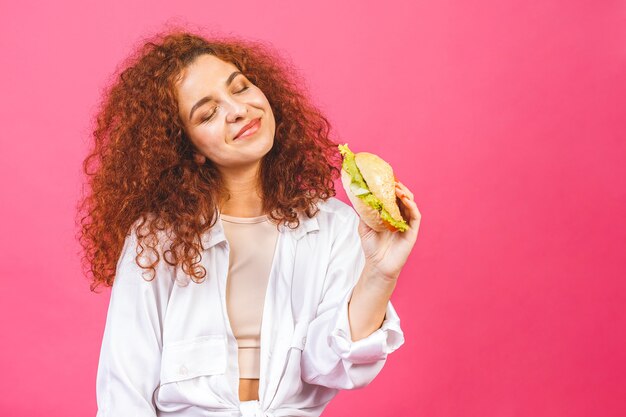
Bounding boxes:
[234,118,262,141]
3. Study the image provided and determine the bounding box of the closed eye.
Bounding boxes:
[201,85,250,123]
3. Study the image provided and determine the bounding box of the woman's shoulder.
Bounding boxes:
[124,213,177,258]
[315,197,359,226]
[126,212,170,238]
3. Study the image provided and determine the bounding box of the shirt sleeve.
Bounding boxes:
[300,208,405,390]
[96,226,174,416]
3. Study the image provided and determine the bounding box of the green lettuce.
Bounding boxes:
[338,143,409,232]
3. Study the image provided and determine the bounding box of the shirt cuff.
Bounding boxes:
[328,287,405,364]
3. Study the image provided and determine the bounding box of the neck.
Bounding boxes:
[218,163,265,217]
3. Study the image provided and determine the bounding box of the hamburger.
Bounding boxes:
[338,143,409,233]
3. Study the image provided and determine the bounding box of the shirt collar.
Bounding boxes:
[200,206,320,249]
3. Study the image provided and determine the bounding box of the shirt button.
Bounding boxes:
[179,365,188,376]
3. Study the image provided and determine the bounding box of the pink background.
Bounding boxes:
[1,1,625,416]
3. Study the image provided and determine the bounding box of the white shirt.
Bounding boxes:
[95,197,405,417]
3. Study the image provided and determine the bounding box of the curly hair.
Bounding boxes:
[77,28,343,292]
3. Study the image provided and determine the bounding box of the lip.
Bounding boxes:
[234,118,262,140]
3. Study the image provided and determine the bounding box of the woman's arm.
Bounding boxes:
[349,180,421,341]
[96,227,174,417]
[299,209,404,390]
[347,265,398,341]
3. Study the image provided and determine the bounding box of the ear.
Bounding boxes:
[194,153,206,164]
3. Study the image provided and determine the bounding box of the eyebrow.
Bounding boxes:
[188,71,243,122]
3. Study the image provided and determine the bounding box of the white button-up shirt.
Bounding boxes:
[96,197,405,417]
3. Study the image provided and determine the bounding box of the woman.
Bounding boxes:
[79,29,421,417]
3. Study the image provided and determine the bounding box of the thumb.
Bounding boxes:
[357,217,372,238]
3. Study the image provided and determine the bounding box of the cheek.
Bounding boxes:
[251,87,271,106]
[189,129,221,150]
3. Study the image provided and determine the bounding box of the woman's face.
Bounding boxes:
[175,54,276,171]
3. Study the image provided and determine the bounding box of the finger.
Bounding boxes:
[400,195,421,223]
[395,181,414,200]
[358,217,374,236]
[399,183,414,201]
[394,182,411,198]
[395,185,406,199]
[396,195,409,221]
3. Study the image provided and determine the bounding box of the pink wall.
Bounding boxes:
[1,1,624,416]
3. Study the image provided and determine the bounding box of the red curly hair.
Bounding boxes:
[77,28,344,292]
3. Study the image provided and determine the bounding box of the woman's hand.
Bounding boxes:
[357,181,421,280]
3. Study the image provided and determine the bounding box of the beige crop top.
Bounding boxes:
[220,212,279,379]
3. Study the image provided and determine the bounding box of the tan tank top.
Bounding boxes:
[220,212,279,379]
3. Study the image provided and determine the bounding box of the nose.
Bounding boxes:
[224,97,248,123]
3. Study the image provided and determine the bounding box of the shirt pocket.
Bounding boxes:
[160,334,227,384]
